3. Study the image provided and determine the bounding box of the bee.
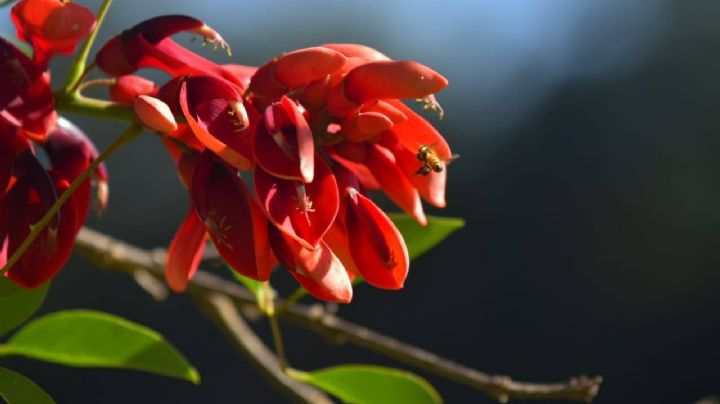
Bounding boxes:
[415,144,459,176]
[415,144,446,176]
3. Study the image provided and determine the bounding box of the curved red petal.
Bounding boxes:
[253,96,314,182]
[11,0,96,63]
[341,111,394,142]
[269,225,352,303]
[326,142,380,190]
[254,155,339,249]
[192,152,275,281]
[366,143,426,225]
[345,190,409,290]
[344,60,448,104]
[109,75,159,104]
[321,43,390,61]
[379,132,446,208]
[385,100,452,161]
[250,47,346,101]
[166,203,207,292]
[180,77,254,170]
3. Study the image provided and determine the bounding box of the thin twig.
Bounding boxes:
[73,227,603,402]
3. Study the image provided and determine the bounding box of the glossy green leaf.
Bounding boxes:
[0,310,199,384]
[0,277,48,337]
[293,365,443,404]
[0,367,54,404]
[0,0,19,8]
[388,213,464,260]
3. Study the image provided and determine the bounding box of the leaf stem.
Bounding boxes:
[63,0,113,92]
[0,122,143,277]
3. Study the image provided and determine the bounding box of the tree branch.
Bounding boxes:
[73,227,602,402]
[193,292,332,403]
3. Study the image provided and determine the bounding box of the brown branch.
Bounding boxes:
[193,292,332,403]
[73,227,603,402]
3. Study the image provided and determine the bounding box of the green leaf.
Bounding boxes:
[0,0,19,8]
[293,365,443,404]
[388,213,464,261]
[0,310,199,384]
[0,277,48,337]
[0,367,55,404]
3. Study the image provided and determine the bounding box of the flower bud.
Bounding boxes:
[134,95,178,133]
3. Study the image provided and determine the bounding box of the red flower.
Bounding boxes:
[153,40,451,302]
[11,0,96,66]
[1,118,106,287]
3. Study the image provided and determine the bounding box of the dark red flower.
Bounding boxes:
[1,118,106,288]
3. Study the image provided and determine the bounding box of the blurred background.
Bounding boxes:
[3,0,720,402]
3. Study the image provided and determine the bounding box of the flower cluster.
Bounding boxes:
[1,0,104,287]
[1,2,453,302]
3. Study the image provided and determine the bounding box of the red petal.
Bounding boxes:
[341,111,394,142]
[5,174,80,288]
[179,77,254,170]
[252,96,314,182]
[322,212,360,279]
[250,47,346,101]
[0,39,56,139]
[254,155,339,249]
[379,132,446,208]
[326,141,380,190]
[366,143,426,225]
[322,43,390,61]
[96,15,240,87]
[344,60,448,104]
[11,0,96,64]
[345,190,409,289]
[192,152,275,281]
[109,75,159,104]
[222,64,257,93]
[44,117,108,218]
[385,100,453,161]
[166,203,207,292]
[269,225,352,303]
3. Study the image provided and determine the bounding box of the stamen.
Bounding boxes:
[191,25,232,56]
[415,95,445,120]
[228,101,249,131]
[293,183,315,213]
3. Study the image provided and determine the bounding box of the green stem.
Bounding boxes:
[264,282,288,372]
[63,0,113,92]
[55,94,134,122]
[0,122,143,276]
